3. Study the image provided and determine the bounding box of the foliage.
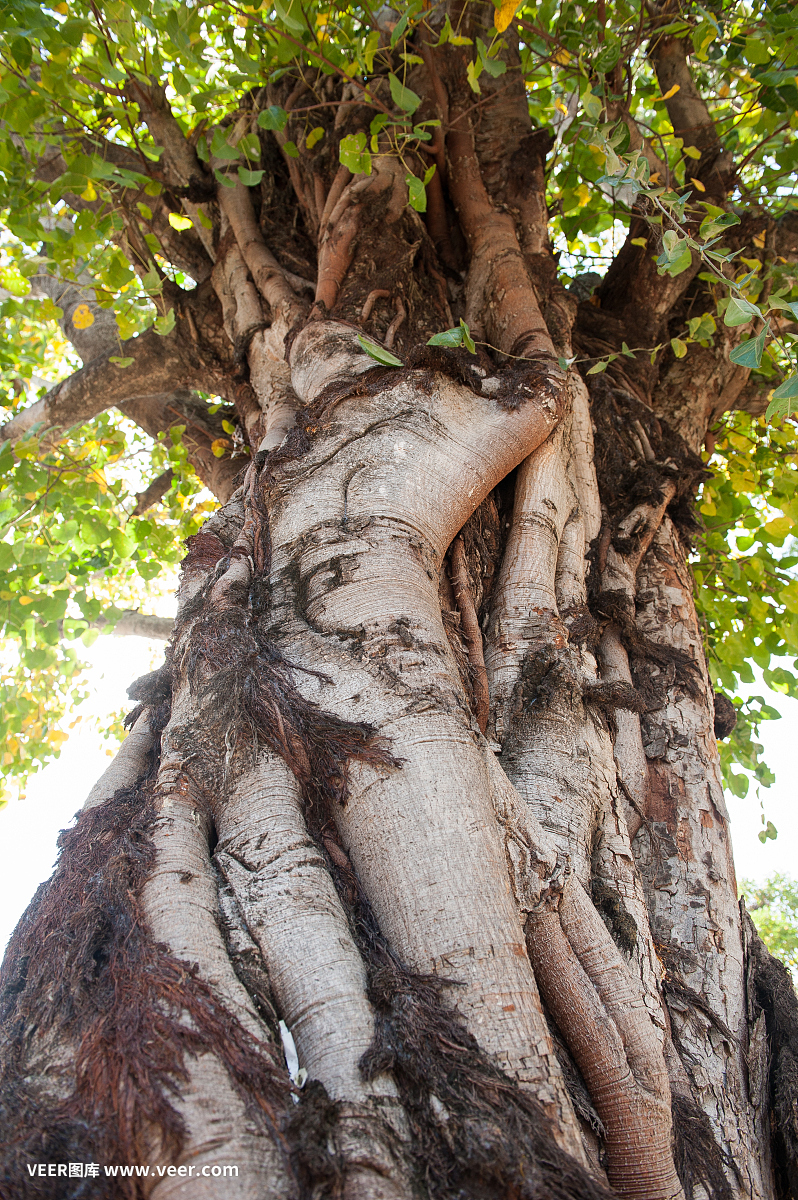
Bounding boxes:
[0,0,795,808]
[741,873,798,980]
[0,294,214,800]
[694,409,798,801]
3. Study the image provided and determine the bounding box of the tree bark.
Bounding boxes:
[2,22,796,1200]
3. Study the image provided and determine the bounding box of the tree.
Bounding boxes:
[1,0,798,1197]
[742,874,798,980]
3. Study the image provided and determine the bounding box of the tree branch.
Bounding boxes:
[650,36,734,199]
[216,179,306,336]
[0,326,198,446]
[90,610,174,640]
[445,77,555,359]
[119,391,243,502]
[133,468,174,515]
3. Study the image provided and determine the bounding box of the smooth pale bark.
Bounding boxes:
[257,323,583,1154]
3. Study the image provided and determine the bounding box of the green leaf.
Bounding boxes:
[744,37,771,66]
[110,528,135,559]
[10,36,32,71]
[768,297,798,322]
[427,327,465,348]
[389,74,422,114]
[466,60,482,93]
[699,211,740,240]
[257,106,289,132]
[274,0,306,35]
[766,374,798,421]
[339,132,371,175]
[356,335,403,367]
[477,38,506,77]
[210,128,240,160]
[758,820,778,842]
[109,356,134,368]
[724,297,762,327]
[460,319,476,354]
[80,518,109,546]
[727,770,749,798]
[687,312,717,340]
[436,15,472,46]
[729,328,767,369]
[238,167,265,186]
[389,6,413,47]
[405,172,427,212]
[587,360,609,374]
[306,126,324,150]
[283,141,300,159]
[0,268,31,297]
[580,84,602,121]
[154,309,176,336]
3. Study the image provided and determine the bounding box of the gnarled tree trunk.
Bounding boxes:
[2,13,797,1200]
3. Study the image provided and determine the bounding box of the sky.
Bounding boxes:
[0,634,796,957]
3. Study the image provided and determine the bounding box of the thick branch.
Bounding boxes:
[445,84,554,359]
[31,269,120,363]
[1,327,196,446]
[650,36,733,197]
[91,610,174,640]
[217,180,306,336]
[119,391,243,502]
[133,468,174,515]
[127,81,205,189]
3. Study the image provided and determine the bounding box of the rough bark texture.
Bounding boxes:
[1,12,796,1200]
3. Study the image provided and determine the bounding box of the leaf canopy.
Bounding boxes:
[0,0,796,811]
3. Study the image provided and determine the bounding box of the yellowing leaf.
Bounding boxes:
[655,84,680,102]
[80,180,97,201]
[211,438,231,458]
[47,729,68,748]
[576,183,591,208]
[168,212,193,231]
[495,0,520,33]
[18,596,34,605]
[689,177,706,192]
[671,337,688,358]
[764,516,793,538]
[631,237,648,247]
[72,303,95,330]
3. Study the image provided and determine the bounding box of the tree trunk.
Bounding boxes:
[1,19,797,1200]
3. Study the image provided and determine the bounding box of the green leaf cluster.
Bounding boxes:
[694,411,798,797]
[740,874,798,979]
